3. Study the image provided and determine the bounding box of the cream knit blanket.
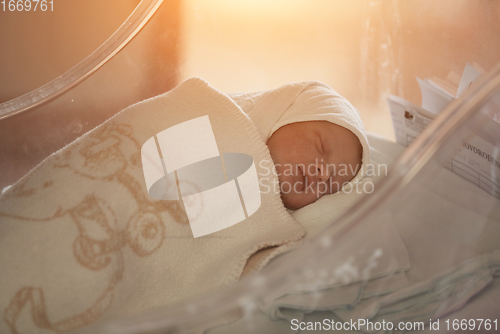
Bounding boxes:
[0,78,305,334]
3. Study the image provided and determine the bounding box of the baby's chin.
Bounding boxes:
[281,194,316,210]
[277,175,323,210]
[280,190,320,210]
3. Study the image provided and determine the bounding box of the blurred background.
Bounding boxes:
[1,0,499,151]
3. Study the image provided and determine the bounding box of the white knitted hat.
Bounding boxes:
[229,81,370,185]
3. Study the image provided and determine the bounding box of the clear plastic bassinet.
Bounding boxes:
[73,60,500,334]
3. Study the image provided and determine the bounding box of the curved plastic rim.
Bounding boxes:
[0,0,164,120]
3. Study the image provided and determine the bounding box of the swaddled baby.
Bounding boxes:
[229,82,369,210]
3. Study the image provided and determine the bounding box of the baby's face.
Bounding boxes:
[267,121,362,210]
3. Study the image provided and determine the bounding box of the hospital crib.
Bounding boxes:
[0,1,499,333]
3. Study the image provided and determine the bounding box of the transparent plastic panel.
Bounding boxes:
[0,0,140,103]
[0,0,182,190]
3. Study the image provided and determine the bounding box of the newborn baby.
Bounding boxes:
[229,81,369,210]
[267,121,362,210]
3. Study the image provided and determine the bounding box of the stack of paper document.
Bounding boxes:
[387,63,500,199]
